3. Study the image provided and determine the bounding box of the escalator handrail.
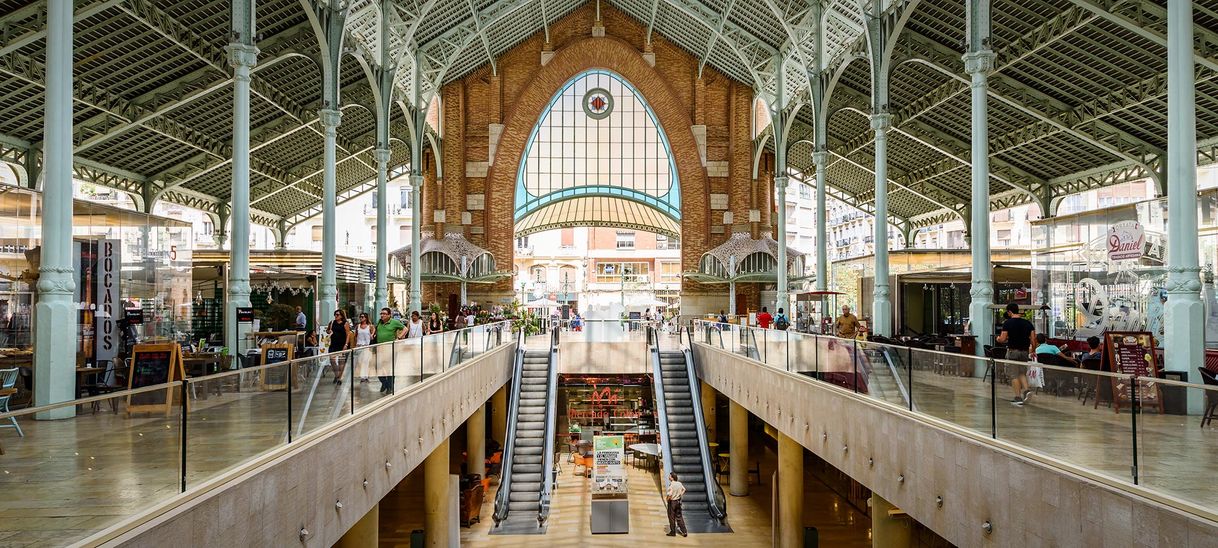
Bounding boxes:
[648,327,676,482]
[538,327,560,524]
[492,329,527,525]
[683,345,727,522]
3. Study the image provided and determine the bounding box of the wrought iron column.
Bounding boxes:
[813,149,828,291]
[223,0,256,354]
[33,0,77,415]
[773,53,790,314]
[870,112,893,337]
[375,147,390,310]
[965,0,995,357]
[319,108,342,324]
[1165,0,1203,375]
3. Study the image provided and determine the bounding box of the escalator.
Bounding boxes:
[492,329,559,533]
[650,329,730,533]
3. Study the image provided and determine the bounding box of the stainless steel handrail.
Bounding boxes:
[649,327,676,480]
[492,329,527,525]
[537,326,560,525]
[683,339,727,522]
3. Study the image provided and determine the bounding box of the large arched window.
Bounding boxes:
[514,70,680,238]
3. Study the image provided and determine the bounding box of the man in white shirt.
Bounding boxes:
[295,306,307,330]
[665,472,688,537]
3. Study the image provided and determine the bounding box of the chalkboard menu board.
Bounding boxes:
[126,343,184,415]
[1105,331,1164,413]
[259,343,293,391]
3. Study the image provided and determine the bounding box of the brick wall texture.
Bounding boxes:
[419,3,768,308]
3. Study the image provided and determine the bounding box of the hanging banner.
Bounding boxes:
[593,435,626,483]
[1107,220,1145,261]
[95,239,120,365]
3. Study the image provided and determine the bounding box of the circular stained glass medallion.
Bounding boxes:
[582,87,614,120]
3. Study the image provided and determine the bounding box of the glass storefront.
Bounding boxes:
[1030,190,1218,345]
[0,186,191,386]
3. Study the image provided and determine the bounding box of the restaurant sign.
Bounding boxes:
[1107,220,1145,261]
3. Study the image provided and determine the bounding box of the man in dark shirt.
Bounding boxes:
[996,302,1036,405]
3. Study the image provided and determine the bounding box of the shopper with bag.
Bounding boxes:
[996,302,1036,405]
[665,472,688,537]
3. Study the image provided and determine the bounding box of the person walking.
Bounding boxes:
[407,311,425,339]
[996,302,1036,405]
[326,310,351,385]
[427,311,443,335]
[354,312,374,383]
[665,472,688,537]
[774,307,790,331]
[375,307,405,393]
[834,305,860,339]
[757,306,773,329]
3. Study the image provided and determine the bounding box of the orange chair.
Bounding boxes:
[573,453,593,477]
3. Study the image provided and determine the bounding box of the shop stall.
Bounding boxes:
[1029,190,1218,348]
[0,186,192,404]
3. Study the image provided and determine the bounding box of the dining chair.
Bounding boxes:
[0,368,23,437]
[1199,368,1218,428]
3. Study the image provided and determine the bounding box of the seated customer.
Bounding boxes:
[1080,336,1103,361]
[1035,333,1077,365]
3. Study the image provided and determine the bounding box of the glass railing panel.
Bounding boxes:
[291,353,350,438]
[854,340,911,408]
[1136,377,1218,509]
[905,347,991,434]
[787,331,818,377]
[186,361,290,484]
[758,328,788,370]
[353,346,389,411]
[0,387,184,547]
[993,360,1134,484]
[398,336,426,388]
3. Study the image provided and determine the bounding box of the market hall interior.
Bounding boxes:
[4,0,1218,546]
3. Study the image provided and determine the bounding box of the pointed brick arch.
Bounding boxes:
[483,35,710,284]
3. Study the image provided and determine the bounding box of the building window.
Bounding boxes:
[656,234,668,250]
[531,265,547,284]
[615,230,635,249]
[400,187,411,209]
[516,236,529,249]
[311,225,322,242]
[399,225,410,243]
[595,261,650,283]
[202,221,214,235]
[659,261,681,282]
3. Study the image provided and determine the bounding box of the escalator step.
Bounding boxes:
[512,473,542,483]
[509,491,538,503]
[508,501,539,512]
[511,482,541,493]
[513,463,543,473]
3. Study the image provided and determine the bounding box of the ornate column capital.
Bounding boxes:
[869,112,893,133]
[1166,266,1204,293]
[375,147,391,165]
[774,175,789,192]
[224,44,259,74]
[36,266,75,295]
[961,50,996,75]
[812,148,829,166]
[318,108,343,132]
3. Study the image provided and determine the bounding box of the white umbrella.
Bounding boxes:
[527,297,560,308]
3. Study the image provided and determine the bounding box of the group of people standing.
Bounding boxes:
[315,304,497,392]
